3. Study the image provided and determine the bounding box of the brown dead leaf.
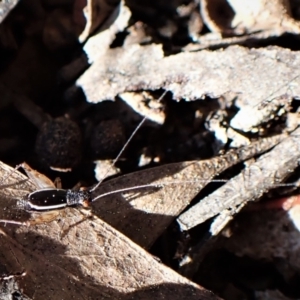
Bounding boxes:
[0,162,35,200]
[0,133,284,249]
[1,212,218,299]
[0,163,218,300]
[76,45,300,108]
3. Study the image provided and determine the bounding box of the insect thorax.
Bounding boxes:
[66,189,92,207]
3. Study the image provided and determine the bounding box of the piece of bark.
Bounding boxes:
[177,127,300,234]
[77,45,300,107]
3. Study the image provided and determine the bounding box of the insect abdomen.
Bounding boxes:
[24,189,68,211]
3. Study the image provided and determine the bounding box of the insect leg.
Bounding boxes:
[53,177,62,189]
[17,163,56,189]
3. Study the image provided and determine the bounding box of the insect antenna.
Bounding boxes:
[89,90,168,193]
[255,73,300,108]
[91,179,228,202]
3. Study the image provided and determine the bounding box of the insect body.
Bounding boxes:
[19,188,91,211]
[0,161,159,226]
[14,162,93,213]
[0,162,95,225]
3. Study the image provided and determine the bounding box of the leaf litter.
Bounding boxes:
[0,118,296,299]
[1,0,300,299]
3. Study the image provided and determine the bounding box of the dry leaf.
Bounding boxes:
[75,0,121,43]
[1,213,218,299]
[201,0,300,34]
[0,162,218,300]
[119,92,166,125]
[76,45,300,108]
[81,0,131,61]
[60,0,131,83]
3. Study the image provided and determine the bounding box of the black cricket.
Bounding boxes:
[19,188,92,211]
